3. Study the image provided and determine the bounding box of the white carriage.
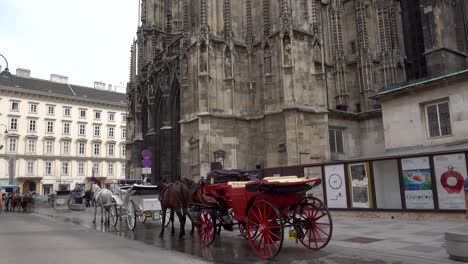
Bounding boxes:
[108,184,162,230]
[49,190,71,210]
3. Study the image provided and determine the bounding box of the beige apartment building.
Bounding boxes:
[0,69,127,194]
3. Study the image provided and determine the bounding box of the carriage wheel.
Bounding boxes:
[109,204,119,227]
[138,214,147,223]
[293,197,332,250]
[247,200,284,259]
[197,210,216,247]
[126,201,137,230]
[238,222,247,239]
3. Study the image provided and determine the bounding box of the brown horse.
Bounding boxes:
[159,177,195,239]
[21,192,33,212]
[11,193,22,212]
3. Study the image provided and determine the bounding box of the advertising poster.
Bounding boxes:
[304,166,324,202]
[401,157,434,209]
[434,153,467,209]
[348,162,372,208]
[324,164,347,208]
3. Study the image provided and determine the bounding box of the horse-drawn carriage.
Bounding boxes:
[108,184,166,230]
[48,190,71,210]
[191,171,332,259]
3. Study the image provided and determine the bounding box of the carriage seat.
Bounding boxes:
[263,175,300,183]
[227,181,252,188]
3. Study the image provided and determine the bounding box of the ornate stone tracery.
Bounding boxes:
[330,0,348,108]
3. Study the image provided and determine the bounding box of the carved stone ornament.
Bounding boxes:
[283,36,292,65]
[224,49,233,78]
[200,43,208,73]
[264,45,272,74]
[147,77,155,99]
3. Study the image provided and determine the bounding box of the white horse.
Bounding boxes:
[91,184,113,224]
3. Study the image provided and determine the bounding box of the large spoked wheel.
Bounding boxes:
[109,204,119,227]
[197,210,216,247]
[138,214,147,223]
[247,200,284,260]
[238,222,247,239]
[126,201,137,230]
[293,197,332,250]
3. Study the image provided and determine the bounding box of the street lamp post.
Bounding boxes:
[0,124,8,150]
[0,54,11,76]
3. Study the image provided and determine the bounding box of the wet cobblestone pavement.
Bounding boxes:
[28,205,466,264]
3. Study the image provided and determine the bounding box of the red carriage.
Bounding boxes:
[192,170,333,259]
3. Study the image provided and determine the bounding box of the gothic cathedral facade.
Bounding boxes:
[126,0,468,183]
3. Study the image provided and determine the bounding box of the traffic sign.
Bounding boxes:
[142,168,151,174]
[142,149,152,159]
[141,159,152,168]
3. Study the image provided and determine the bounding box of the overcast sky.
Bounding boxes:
[0,0,139,93]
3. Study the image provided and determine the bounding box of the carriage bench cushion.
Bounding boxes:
[245,183,312,194]
[227,181,252,188]
[56,190,71,196]
[263,176,300,183]
[208,169,244,184]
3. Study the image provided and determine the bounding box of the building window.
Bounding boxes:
[10,118,18,130]
[27,139,36,154]
[108,144,115,157]
[108,112,115,121]
[329,128,344,154]
[62,141,70,155]
[45,161,53,176]
[46,121,54,133]
[94,143,101,156]
[121,127,126,139]
[94,126,100,137]
[122,164,126,176]
[78,142,86,155]
[29,103,37,113]
[10,101,19,111]
[26,161,34,175]
[8,138,17,152]
[94,111,101,120]
[63,107,71,117]
[43,184,53,195]
[79,109,87,118]
[45,140,54,154]
[108,127,114,138]
[425,101,452,138]
[122,114,126,123]
[108,163,114,176]
[78,162,84,176]
[121,145,126,157]
[63,123,70,135]
[93,163,100,177]
[28,120,36,132]
[61,162,69,176]
[47,105,55,115]
[79,124,86,136]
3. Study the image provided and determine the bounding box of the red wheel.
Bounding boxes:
[197,210,216,247]
[293,197,332,250]
[238,222,247,239]
[247,200,284,259]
